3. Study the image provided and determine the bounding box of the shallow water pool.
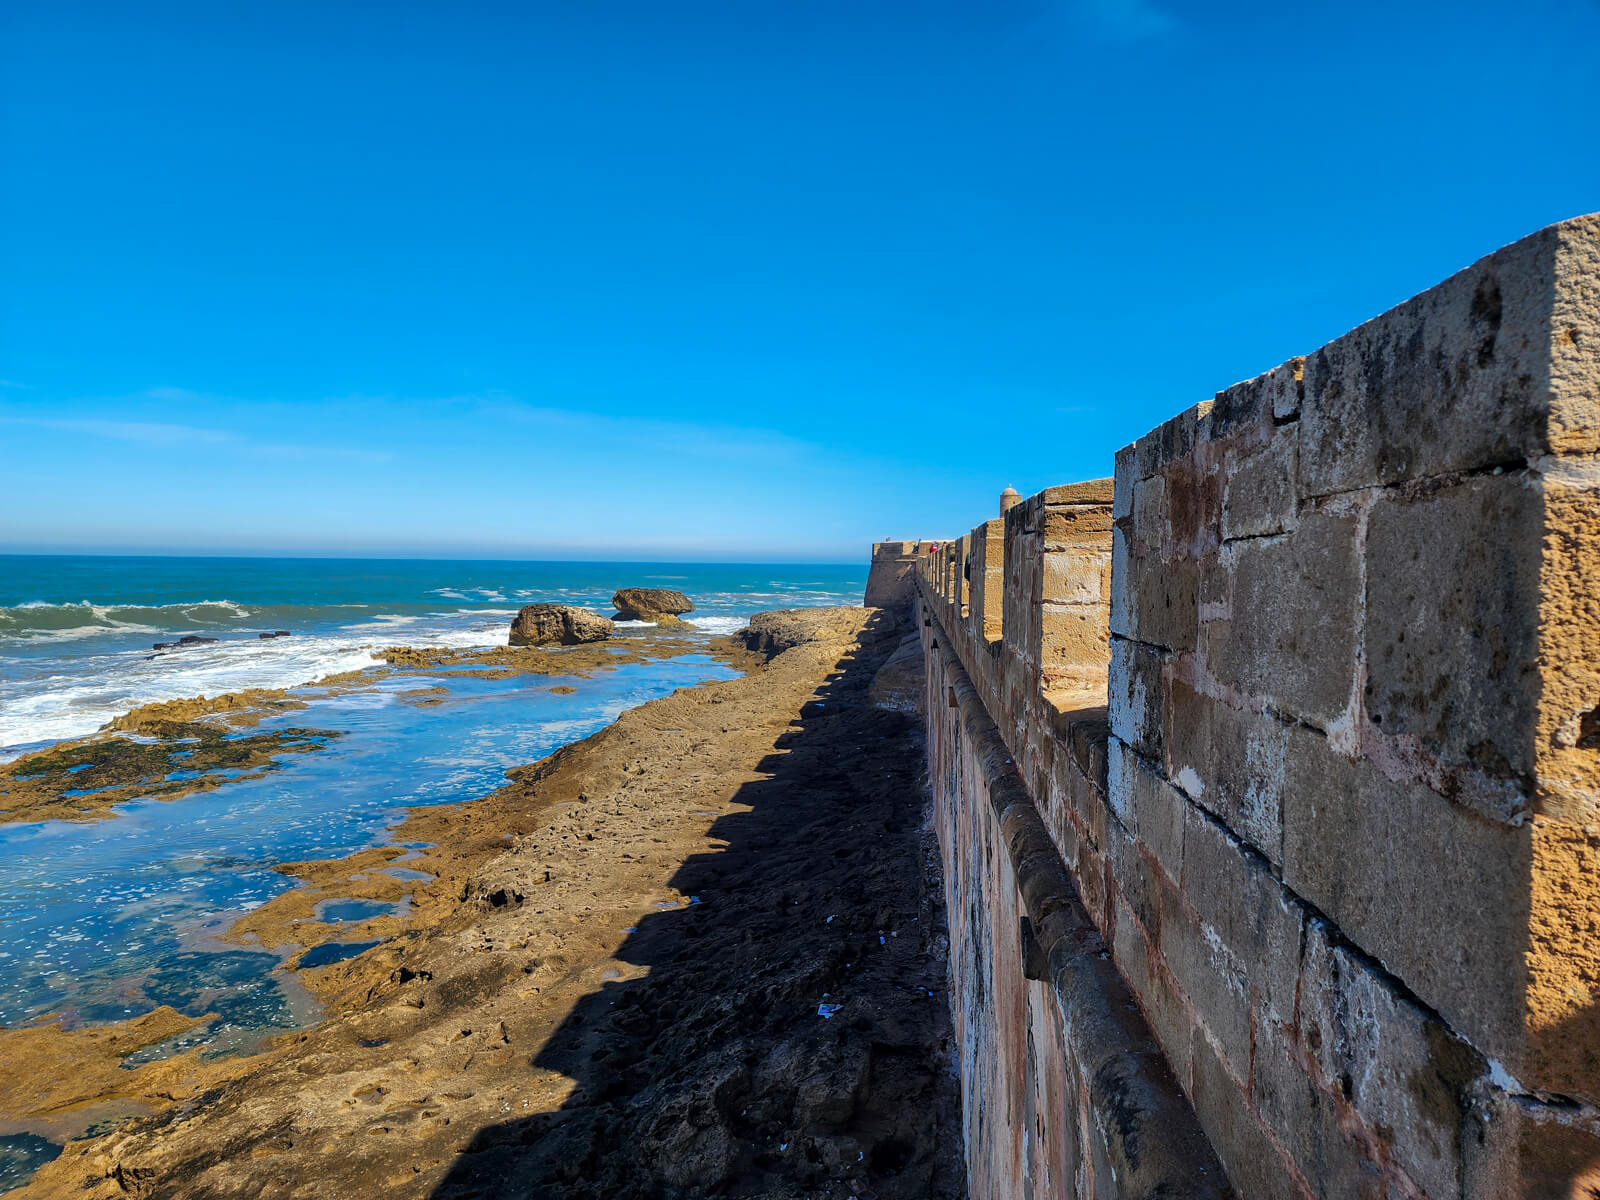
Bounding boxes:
[0,654,737,1042]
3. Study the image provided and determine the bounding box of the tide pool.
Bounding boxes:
[0,652,738,1045]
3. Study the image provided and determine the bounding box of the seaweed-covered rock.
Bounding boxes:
[612,588,694,622]
[509,605,613,647]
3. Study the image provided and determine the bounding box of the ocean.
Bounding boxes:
[0,555,865,1094]
[0,556,866,758]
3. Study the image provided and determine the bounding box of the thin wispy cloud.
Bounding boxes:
[2,392,395,465]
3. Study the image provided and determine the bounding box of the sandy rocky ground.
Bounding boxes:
[5,606,966,1200]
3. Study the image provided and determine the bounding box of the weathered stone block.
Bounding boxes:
[1132,554,1199,653]
[1074,841,1109,932]
[1133,403,1205,483]
[1364,471,1542,801]
[1221,426,1298,541]
[1040,607,1109,686]
[1073,717,1111,790]
[1042,551,1107,605]
[1525,816,1600,1102]
[1042,479,1116,507]
[1164,678,1288,867]
[1189,1030,1309,1200]
[1042,505,1114,548]
[1203,373,1270,441]
[1532,466,1600,821]
[1113,444,1136,519]
[1107,526,1137,641]
[1112,893,1193,1092]
[1180,802,1303,1025]
[1049,717,1110,859]
[1214,505,1360,726]
[1298,919,1486,1200]
[1159,879,1252,1080]
[1251,1010,1385,1200]
[1130,472,1164,548]
[1162,456,1223,559]
[1107,637,1164,762]
[1283,726,1530,1079]
[1108,740,1186,885]
[1105,812,1159,934]
[1299,216,1600,497]
[1548,215,1600,454]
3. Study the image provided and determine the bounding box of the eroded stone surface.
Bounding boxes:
[508,603,614,646]
[610,587,694,621]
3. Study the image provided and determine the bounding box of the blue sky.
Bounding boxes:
[3,0,1597,560]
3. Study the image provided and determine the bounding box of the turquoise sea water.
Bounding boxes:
[0,555,865,755]
[0,555,865,1167]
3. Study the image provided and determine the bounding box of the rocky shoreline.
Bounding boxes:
[0,626,716,828]
[3,607,964,1199]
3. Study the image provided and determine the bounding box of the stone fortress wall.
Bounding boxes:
[867,212,1600,1198]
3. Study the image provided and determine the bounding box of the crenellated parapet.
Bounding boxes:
[898,211,1600,1199]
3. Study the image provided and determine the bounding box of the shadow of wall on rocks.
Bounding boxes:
[429,610,966,1200]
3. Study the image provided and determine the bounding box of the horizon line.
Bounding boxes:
[0,547,869,567]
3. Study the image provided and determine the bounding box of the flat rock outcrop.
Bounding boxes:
[733,606,875,659]
[509,604,613,647]
[612,588,694,622]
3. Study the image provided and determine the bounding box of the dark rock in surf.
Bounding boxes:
[152,635,220,651]
[259,631,292,640]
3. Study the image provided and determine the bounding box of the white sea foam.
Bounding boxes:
[0,633,383,758]
[685,616,748,635]
[353,612,513,649]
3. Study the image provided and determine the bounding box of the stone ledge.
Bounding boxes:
[929,607,1233,1199]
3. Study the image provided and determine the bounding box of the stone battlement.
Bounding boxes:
[877,211,1600,1198]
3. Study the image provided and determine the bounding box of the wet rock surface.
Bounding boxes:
[0,718,339,826]
[150,635,220,651]
[12,607,963,1199]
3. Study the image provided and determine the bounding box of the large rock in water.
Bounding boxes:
[612,588,695,622]
[508,604,614,647]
